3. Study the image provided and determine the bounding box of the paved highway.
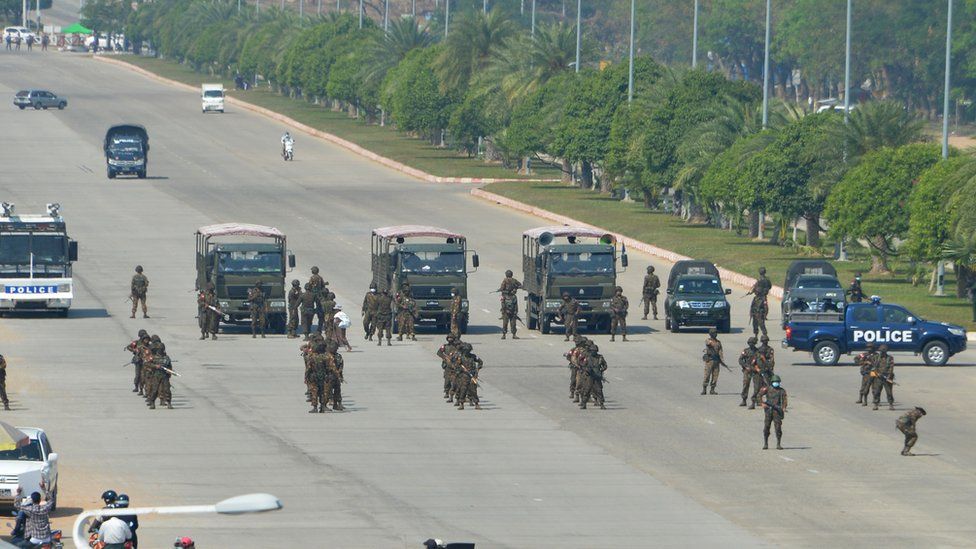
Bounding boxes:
[1,50,975,548]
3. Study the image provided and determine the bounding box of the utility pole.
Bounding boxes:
[838,0,852,262]
[937,0,954,296]
[483,0,487,13]
[359,0,363,28]
[445,0,450,36]
[575,0,582,73]
[692,0,699,68]
[628,0,635,102]
[384,0,389,32]
[531,0,536,36]
[412,0,416,17]
[761,0,771,128]
[238,0,241,14]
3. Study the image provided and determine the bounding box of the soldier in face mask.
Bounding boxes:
[760,374,788,450]
[362,282,378,340]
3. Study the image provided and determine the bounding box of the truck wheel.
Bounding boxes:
[107,168,116,179]
[664,317,671,330]
[669,317,680,333]
[58,309,69,318]
[58,102,66,110]
[922,340,949,366]
[459,318,468,335]
[718,319,731,334]
[137,170,146,179]
[603,317,612,334]
[541,315,551,335]
[812,341,840,366]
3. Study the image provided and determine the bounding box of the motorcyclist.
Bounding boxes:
[281,132,294,158]
[174,536,196,549]
[115,494,139,548]
[88,490,119,534]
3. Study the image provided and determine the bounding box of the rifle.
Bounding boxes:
[870,371,899,386]
[762,400,785,415]
[160,367,182,377]
[718,358,733,373]
[206,304,229,320]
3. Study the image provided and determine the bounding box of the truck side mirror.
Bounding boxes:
[621,254,628,268]
[47,452,58,463]
[666,288,673,295]
[288,254,296,269]
[68,241,78,262]
[725,288,732,295]
[472,254,479,268]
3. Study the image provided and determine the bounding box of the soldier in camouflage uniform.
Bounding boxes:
[300,283,317,340]
[641,265,661,320]
[307,342,329,413]
[125,329,151,395]
[395,284,417,341]
[609,286,629,342]
[247,282,268,338]
[308,266,327,333]
[565,335,588,402]
[287,280,302,339]
[558,293,580,342]
[130,265,149,319]
[449,287,463,339]
[362,282,378,340]
[871,344,896,411]
[739,336,762,409]
[498,271,522,340]
[0,353,10,411]
[760,374,788,450]
[847,273,865,303]
[198,282,220,340]
[324,340,345,411]
[896,406,926,456]
[437,335,460,400]
[757,335,775,383]
[578,344,607,410]
[454,342,483,410]
[855,342,877,405]
[374,289,394,346]
[147,343,174,410]
[747,267,772,336]
[320,291,337,342]
[702,328,723,395]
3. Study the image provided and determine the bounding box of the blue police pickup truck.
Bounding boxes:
[783,297,967,366]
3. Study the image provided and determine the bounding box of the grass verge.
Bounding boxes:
[485,181,976,329]
[117,56,560,180]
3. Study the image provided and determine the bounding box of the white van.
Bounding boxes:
[202,83,225,113]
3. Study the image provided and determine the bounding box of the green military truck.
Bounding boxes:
[371,225,478,333]
[195,223,295,333]
[522,226,628,334]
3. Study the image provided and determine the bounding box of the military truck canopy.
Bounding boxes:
[784,260,838,290]
[372,225,464,240]
[103,124,149,151]
[523,226,609,241]
[668,259,720,289]
[196,223,285,239]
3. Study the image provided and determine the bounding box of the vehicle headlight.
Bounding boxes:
[677,300,690,309]
[270,300,285,308]
[713,301,726,308]
[948,327,966,337]
[108,159,120,165]
[219,301,229,308]
[57,283,70,292]
[461,300,469,309]
[600,301,610,308]
[545,301,561,308]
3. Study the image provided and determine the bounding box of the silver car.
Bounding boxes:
[14,89,67,110]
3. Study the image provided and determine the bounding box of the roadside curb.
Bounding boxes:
[92,55,560,185]
[471,188,786,298]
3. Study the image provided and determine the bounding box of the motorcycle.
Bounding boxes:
[8,528,64,549]
[87,532,132,549]
[282,139,294,161]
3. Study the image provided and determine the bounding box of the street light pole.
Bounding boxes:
[692,0,698,68]
[531,0,536,36]
[72,494,282,549]
[384,0,389,32]
[761,0,771,128]
[575,0,582,73]
[445,0,450,36]
[359,0,363,28]
[483,0,487,13]
[628,0,635,102]
[942,0,953,161]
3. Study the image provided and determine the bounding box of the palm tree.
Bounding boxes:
[360,16,434,87]
[836,100,926,160]
[434,9,516,93]
[480,21,580,105]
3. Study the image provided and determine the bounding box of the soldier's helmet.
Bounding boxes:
[878,344,889,352]
[311,266,320,274]
[382,288,390,294]
[770,374,781,383]
[138,329,148,337]
[573,334,583,343]
[461,342,473,352]
[151,334,161,342]
[292,280,301,287]
[255,281,263,288]
[156,342,166,354]
[135,265,143,273]
[446,334,456,342]
[647,266,654,273]
[865,342,876,350]
[369,281,377,289]
[747,336,757,345]
[505,270,513,277]
[760,335,769,343]
[451,287,458,294]
[206,282,215,290]
[562,292,570,299]
[304,282,311,290]
[708,328,718,337]
[614,286,623,293]
[758,267,766,276]
[314,343,327,353]
[328,292,336,299]
[590,344,599,353]
[916,407,927,415]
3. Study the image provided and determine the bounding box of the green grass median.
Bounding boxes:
[485,181,975,330]
[118,56,560,181]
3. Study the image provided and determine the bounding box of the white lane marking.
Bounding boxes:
[705,419,715,425]
[807,469,819,474]
[481,308,491,313]
[533,498,543,502]
[779,456,794,462]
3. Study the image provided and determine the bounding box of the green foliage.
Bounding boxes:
[825,144,942,269]
[906,157,974,262]
[387,47,458,140]
[81,0,132,33]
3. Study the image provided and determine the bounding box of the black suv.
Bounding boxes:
[664,260,731,333]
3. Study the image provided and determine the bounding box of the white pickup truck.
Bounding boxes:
[202,83,225,113]
[0,427,60,511]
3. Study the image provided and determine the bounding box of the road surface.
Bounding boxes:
[1,50,975,548]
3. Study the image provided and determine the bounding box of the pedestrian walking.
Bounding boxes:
[333,305,353,352]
